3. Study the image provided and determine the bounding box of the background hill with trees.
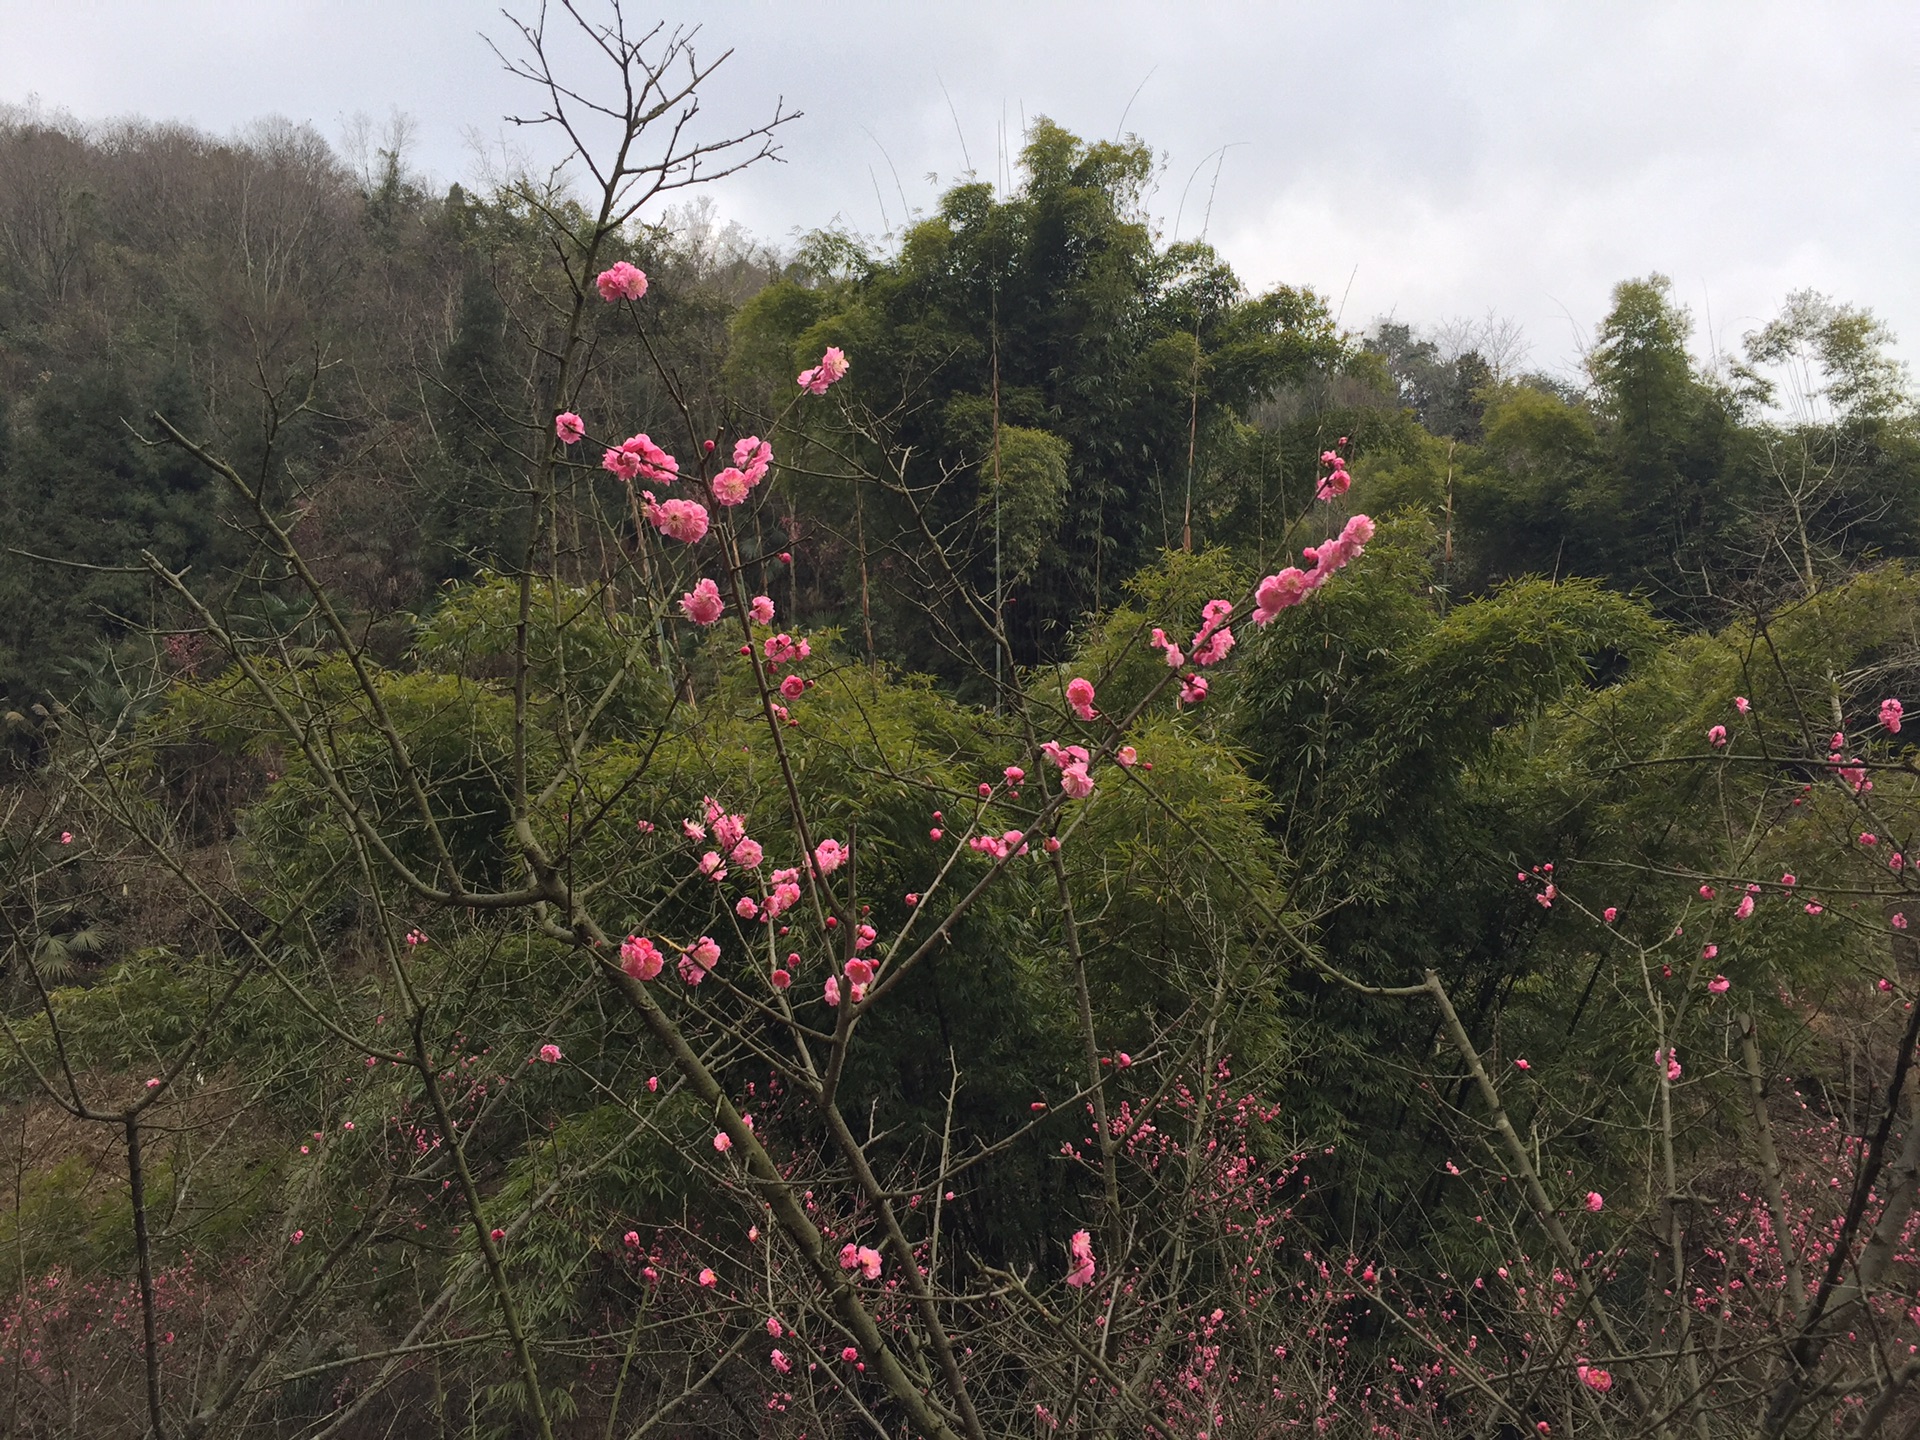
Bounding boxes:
[3,12,1920,1437]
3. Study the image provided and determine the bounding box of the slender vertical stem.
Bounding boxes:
[125,1115,167,1440]
[1050,849,1121,1252]
[1738,1012,1807,1314]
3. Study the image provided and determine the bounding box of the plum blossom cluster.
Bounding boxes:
[619,932,721,986]
[1040,741,1094,800]
[1148,596,1237,673]
[711,435,772,507]
[1252,515,1375,625]
[594,260,648,302]
[602,432,679,486]
[1316,441,1352,501]
[796,345,849,395]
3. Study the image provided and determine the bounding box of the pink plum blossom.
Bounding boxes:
[1252,569,1312,625]
[763,633,810,664]
[1066,676,1097,720]
[680,578,725,626]
[678,936,721,986]
[595,261,648,302]
[602,433,677,485]
[1883,697,1905,733]
[1192,624,1235,666]
[537,1043,562,1064]
[813,838,847,875]
[554,411,585,444]
[1065,1229,1096,1287]
[621,935,665,980]
[646,497,709,544]
[750,595,775,625]
[1584,1191,1604,1212]
[1707,725,1728,747]
[797,346,850,394]
[1709,975,1730,994]
[733,435,773,481]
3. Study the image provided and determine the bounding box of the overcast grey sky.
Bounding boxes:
[3,1,1916,377]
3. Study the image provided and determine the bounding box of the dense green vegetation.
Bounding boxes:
[4,42,1920,1437]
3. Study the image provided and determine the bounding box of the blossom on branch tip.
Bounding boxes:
[1066,676,1097,720]
[714,1132,732,1153]
[554,412,585,444]
[595,261,647,302]
[1883,697,1905,733]
[620,935,664,980]
[1707,725,1728,747]
[813,838,847,875]
[750,595,775,625]
[1584,1191,1604,1211]
[797,346,850,394]
[680,578,725,626]
[1735,695,1750,713]
[679,936,720,985]
[603,433,677,485]
[1065,1229,1096,1287]
[1709,974,1730,994]
[1149,627,1186,667]
[646,497,709,544]
[1735,894,1754,920]
[537,1044,562,1064]
[1193,624,1235,666]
